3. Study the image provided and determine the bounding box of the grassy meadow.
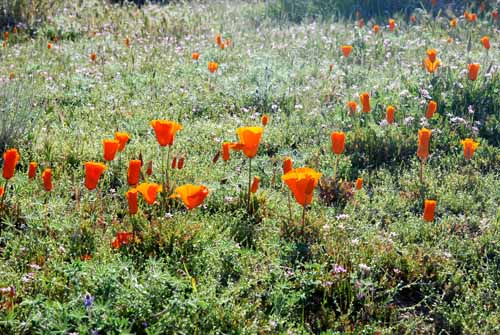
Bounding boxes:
[1,0,500,334]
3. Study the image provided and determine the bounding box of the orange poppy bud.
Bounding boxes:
[215,34,222,45]
[28,162,38,180]
[0,187,3,197]
[347,101,358,115]
[90,52,96,62]
[171,184,209,210]
[220,42,225,50]
[410,15,416,23]
[424,58,441,73]
[417,128,432,161]
[386,106,395,124]
[9,72,14,80]
[47,43,52,50]
[329,64,334,72]
[250,176,260,193]
[137,182,162,205]
[124,36,130,47]
[127,160,142,186]
[423,200,437,222]
[146,160,153,176]
[222,142,232,161]
[341,45,353,57]
[461,138,479,160]
[283,157,293,175]
[426,49,437,63]
[359,92,371,113]
[450,18,457,27]
[235,127,264,159]
[355,178,363,190]
[2,148,20,180]
[84,162,107,190]
[480,36,490,50]
[373,25,380,33]
[331,132,345,155]
[192,52,200,60]
[103,139,120,161]
[212,151,220,164]
[261,114,269,126]
[225,38,231,46]
[208,61,218,73]
[4,31,8,40]
[282,167,322,207]
[468,63,480,81]
[42,168,52,192]
[171,156,177,169]
[426,101,437,119]
[126,188,138,215]
[177,157,185,170]
[150,120,183,147]
[3,41,7,48]
[388,19,396,31]
[114,132,130,152]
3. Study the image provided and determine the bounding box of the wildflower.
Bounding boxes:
[423,200,437,222]
[386,106,395,124]
[150,120,183,147]
[114,132,130,152]
[373,24,380,33]
[103,139,120,161]
[146,160,153,176]
[84,162,107,190]
[127,160,142,186]
[111,232,134,249]
[83,293,94,309]
[192,52,200,60]
[126,188,138,214]
[480,36,490,50]
[355,178,363,190]
[2,149,20,180]
[388,19,396,31]
[283,157,293,174]
[468,63,480,81]
[282,167,322,206]
[234,127,264,159]
[347,101,358,115]
[225,38,231,46]
[220,42,225,50]
[171,184,209,210]
[261,114,269,126]
[215,34,222,46]
[493,10,498,21]
[359,92,371,112]
[417,128,432,161]
[331,131,345,155]
[28,162,38,180]
[424,58,440,73]
[124,36,130,47]
[136,182,162,205]
[208,61,218,73]
[426,101,437,119]
[250,176,260,193]
[461,138,479,160]
[9,72,14,80]
[42,168,52,192]
[177,157,185,169]
[171,156,177,169]
[47,43,52,50]
[450,18,457,27]
[222,142,233,161]
[426,49,437,63]
[410,15,416,23]
[90,52,96,62]
[341,45,353,57]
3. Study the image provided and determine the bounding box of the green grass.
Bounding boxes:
[1,0,500,334]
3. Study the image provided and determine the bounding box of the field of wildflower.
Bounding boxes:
[1,0,500,334]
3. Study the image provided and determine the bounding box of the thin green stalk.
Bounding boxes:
[247,158,252,212]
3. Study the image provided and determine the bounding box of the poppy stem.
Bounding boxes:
[247,158,252,213]
[419,159,425,185]
[333,154,339,184]
[1,179,8,207]
[287,191,292,234]
[301,206,306,235]
[166,145,171,191]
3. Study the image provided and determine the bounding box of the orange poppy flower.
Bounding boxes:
[208,61,218,73]
[90,52,96,62]
[127,160,142,186]
[410,15,416,23]
[386,106,395,124]
[423,200,437,222]
[283,157,293,175]
[480,36,490,50]
[417,128,432,161]
[171,184,209,210]
[146,160,153,176]
[177,157,185,169]
[192,52,200,60]
[282,167,322,207]
[222,142,236,161]
[2,148,20,180]
[125,36,130,47]
[355,177,363,190]
[373,25,380,33]
[114,132,130,152]
[261,114,269,126]
[461,138,479,160]
[468,63,480,81]
[426,101,437,119]
[359,92,371,113]
[111,232,134,249]
[250,176,260,193]
[42,168,52,192]
[126,188,138,215]
[84,162,107,190]
[341,45,353,57]
[47,43,52,50]
[81,254,92,261]
[103,139,120,161]
[426,49,437,63]
[235,127,264,159]
[220,42,225,50]
[28,162,38,180]
[150,120,183,147]
[215,34,222,45]
[347,101,358,115]
[331,132,345,155]
[388,19,396,31]
[450,18,457,27]
[424,58,440,73]
[137,182,162,205]
[467,13,477,22]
